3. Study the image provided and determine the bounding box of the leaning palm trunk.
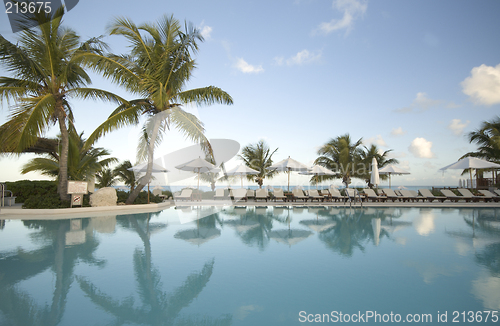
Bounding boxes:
[126,116,161,204]
[56,105,70,201]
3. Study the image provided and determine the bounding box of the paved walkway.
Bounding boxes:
[1,199,499,220]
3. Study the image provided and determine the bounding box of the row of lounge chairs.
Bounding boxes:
[361,188,500,203]
[172,187,500,203]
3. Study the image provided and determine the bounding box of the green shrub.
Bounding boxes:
[116,190,163,204]
[5,180,57,203]
[22,193,70,209]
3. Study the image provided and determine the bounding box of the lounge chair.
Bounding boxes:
[346,188,364,202]
[494,189,500,197]
[308,189,324,202]
[213,188,227,200]
[418,189,446,202]
[152,188,166,201]
[272,188,287,202]
[381,189,403,202]
[255,188,269,202]
[363,189,387,202]
[292,188,309,202]
[175,189,193,201]
[457,188,488,202]
[246,189,255,200]
[478,190,500,202]
[400,189,425,202]
[231,188,248,202]
[327,188,346,202]
[440,189,464,202]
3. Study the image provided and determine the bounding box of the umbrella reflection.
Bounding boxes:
[269,229,313,247]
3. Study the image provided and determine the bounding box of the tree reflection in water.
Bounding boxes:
[77,212,232,326]
[0,219,104,326]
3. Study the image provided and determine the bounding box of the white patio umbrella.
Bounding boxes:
[225,165,259,188]
[439,156,500,189]
[378,165,410,189]
[299,165,335,189]
[175,157,217,190]
[370,157,380,188]
[269,156,309,191]
[128,162,169,203]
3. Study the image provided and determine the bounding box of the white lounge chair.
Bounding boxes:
[478,190,500,202]
[292,188,308,202]
[440,189,463,202]
[231,188,248,202]
[213,188,227,200]
[457,188,487,202]
[255,189,269,202]
[273,188,287,202]
[418,189,446,202]
[363,189,386,202]
[175,189,193,201]
[308,189,324,202]
[400,189,425,202]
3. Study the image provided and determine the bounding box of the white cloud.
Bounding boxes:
[461,63,500,106]
[448,119,470,136]
[287,49,322,66]
[394,92,441,113]
[408,137,434,158]
[413,92,441,110]
[235,58,264,74]
[275,50,322,66]
[317,0,367,34]
[364,134,387,147]
[391,127,406,136]
[200,25,213,39]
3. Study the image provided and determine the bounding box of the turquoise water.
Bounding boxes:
[1,207,499,325]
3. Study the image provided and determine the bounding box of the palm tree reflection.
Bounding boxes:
[78,212,231,325]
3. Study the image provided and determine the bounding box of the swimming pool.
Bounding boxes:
[1,206,499,325]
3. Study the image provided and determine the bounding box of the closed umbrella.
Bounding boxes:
[299,165,335,189]
[128,162,169,203]
[175,157,217,191]
[370,157,380,188]
[225,165,259,188]
[378,165,410,189]
[269,156,309,191]
[439,156,500,189]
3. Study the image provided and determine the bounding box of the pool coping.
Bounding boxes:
[1,199,499,220]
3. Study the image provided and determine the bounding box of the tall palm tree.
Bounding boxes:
[84,15,233,204]
[113,160,137,192]
[359,144,399,186]
[238,140,278,188]
[0,8,125,200]
[315,134,364,186]
[21,129,117,181]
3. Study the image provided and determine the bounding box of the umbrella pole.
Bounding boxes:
[389,174,392,189]
[148,182,150,204]
[288,169,290,192]
[470,169,473,189]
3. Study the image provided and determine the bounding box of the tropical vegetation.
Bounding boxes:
[21,129,117,181]
[83,15,233,204]
[239,140,278,188]
[0,8,124,201]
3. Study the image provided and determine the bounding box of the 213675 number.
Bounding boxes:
[452,311,498,323]
[5,1,51,14]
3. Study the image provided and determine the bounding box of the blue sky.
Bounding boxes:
[1,0,500,188]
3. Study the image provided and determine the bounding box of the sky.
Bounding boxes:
[1,0,500,189]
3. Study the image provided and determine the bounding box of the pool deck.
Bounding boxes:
[1,199,500,219]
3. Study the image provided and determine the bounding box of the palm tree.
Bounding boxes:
[84,15,233,204]
[359,144,399,187]
[113,160,137,192]
[0,8,125,200]
[315,134,364,186]
[96,168,117,188]
[464,116,500,183]
[238,140,278,188]
[21,129,117,181]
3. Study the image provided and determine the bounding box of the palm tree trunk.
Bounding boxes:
[56,105,70,201]
[126,117,160,204]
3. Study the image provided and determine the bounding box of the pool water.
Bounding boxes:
[1,206,499,325]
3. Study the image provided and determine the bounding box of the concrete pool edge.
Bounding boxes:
[1,200,500,220]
